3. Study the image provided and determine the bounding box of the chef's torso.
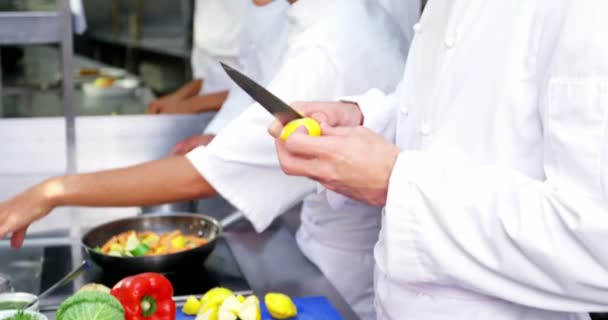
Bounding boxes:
[187,1,409,318]
[375,0,607,319]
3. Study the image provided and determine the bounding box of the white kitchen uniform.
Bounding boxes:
[191,0,286,95]
[349,0,608,319]
[187,0,412,318]
[376,0,421,43]
[203,3,289,134]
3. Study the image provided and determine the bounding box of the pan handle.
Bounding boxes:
[220,211,244,229]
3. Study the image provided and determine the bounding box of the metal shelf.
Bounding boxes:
[0,11,62,44]
[0,0,76,173]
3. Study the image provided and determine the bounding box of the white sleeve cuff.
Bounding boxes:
[341,88,396,140]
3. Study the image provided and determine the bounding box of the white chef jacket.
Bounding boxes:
[191,0,286,94]
[348,0,608,319]
[203,2,289,134]
[186,0,410,318]
[376,0,421,43]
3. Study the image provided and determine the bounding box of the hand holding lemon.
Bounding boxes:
[279,118,322,141]
[269,101,363,141]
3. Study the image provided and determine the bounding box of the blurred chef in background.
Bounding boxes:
[171,0,423,156]
[0,0,418,318]
[171,0,289,154]
[146,0,287,116]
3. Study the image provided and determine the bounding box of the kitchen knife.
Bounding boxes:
[220,62,304,125]
[221,64,323,144]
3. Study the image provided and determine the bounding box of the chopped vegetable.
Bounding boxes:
[219,295,242,315]
[182,296,202,315]
[110,273,176,320]
[130,243,151,257]
[195,307,218,320]
[99,230,207,257]
[78,283,111,294]
[142,234,160,247]
[171,236,187,249]
[238,295,261,320]
[125,232,140,252]
[56,291,125,320]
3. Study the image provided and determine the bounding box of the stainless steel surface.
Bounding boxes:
[140,201,197,215]
[59,0,76,174]
[221,63,302,124]
[220,211,244,229]
[0,247,43,295]
[0,11,61,45]
[25,260,88,310]
[0,274,12,294]
[82,214,222,273]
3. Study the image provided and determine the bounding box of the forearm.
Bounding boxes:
[46,156,217,208]
[190,90,229,113]
[176,79,204,99]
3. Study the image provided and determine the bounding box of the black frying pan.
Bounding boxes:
[81,212,241,273]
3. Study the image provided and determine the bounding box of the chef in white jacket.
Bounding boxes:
[148,0,286,115]
[0,0,416,318]
[186,0,413,317]
[172,1,289,154]
[376,0,421,43]
[269,0,608,319]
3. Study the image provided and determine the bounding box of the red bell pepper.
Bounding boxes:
[111,272,176,320]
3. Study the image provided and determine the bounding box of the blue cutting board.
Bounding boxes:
[176,296,344,320]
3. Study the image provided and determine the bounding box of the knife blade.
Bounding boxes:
[221,62,303,124]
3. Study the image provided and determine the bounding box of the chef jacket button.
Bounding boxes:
[413,23,423,34]
[444,36,456,48]
[400,106,409,115]
[419,123,432,136]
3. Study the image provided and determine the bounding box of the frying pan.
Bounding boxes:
[81,212,242,274]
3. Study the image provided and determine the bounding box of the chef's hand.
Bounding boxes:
[147,79,203,114]
[268,101,363,137]
[0,180,60,248]
[272,125,400,206]
[171,134,216,156]
[148,96,202,114]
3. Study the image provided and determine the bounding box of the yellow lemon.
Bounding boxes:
[280,118,321,141]
[217,308,237,320]
[195,306,218,320]
[219,295,243,315]
[201,287,234,307]
[238,295,261,320]
[265,293,298,319]
[183,295,203,315]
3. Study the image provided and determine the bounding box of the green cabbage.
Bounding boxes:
[56,291,125,320]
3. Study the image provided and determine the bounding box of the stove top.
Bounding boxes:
[38,238,250,309]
